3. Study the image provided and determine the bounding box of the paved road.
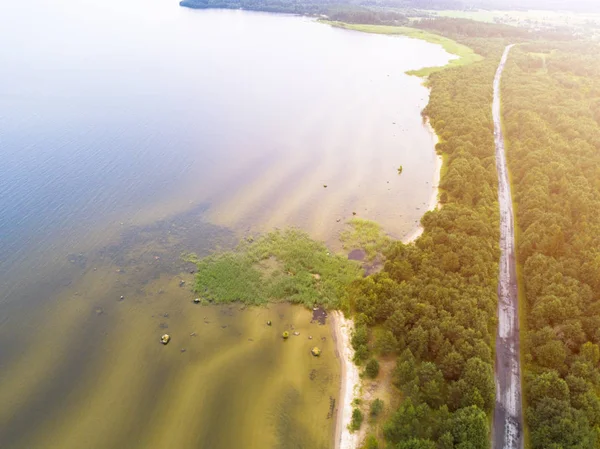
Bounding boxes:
[492,45,524,449]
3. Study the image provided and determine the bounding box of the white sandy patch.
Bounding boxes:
[331,311,361,449]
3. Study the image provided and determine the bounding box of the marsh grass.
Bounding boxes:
[340,218,392,261]
[190,229,362,308]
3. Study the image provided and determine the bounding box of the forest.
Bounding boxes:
[503,41,600,448]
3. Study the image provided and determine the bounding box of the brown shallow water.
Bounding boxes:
[0,1,453,447]
[0,209,339,449]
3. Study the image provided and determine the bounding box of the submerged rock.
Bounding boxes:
[160,334,171,345]
[293,331,300,336]
[311,347,321,357]
[348,249,366,261]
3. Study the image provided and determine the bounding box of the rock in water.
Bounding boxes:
[193,298,200,304]
[160,334,171,345]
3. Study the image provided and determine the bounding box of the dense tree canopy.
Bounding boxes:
[503,41,600,449]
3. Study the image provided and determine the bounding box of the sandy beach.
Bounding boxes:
[330,311,361,449]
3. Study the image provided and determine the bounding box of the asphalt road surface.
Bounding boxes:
[491,45,524,449]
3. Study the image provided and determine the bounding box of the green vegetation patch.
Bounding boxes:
[370,398,384,418]
[350,407,364,431]
[340,218,392,261]
[321,21,483,76]
[190,229,362,308]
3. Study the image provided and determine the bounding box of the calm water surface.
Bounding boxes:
[0,1,452,447]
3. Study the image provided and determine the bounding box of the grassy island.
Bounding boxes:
[185,229,363,309]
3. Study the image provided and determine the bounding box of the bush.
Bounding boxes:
[364,434,379,449]
[350,408,364,431]
[354,344,370,363]
[365,359,380,378]
[370,398,384,417]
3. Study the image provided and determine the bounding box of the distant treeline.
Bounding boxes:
[179,0,408,25]
[180,0,600,16]
[503,41,600,448]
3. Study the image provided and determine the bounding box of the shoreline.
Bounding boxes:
[330,311,360,449]
[330,85,445,449]
[402,117,442,244]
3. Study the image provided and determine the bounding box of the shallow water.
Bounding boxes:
[0,1,452,447]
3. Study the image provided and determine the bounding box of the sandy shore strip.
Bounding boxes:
[331,311,361,449]
[403,119,442,244]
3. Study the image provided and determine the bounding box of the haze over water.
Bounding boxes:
[0,1,452,447]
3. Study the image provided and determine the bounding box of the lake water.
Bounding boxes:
[0,1,452,448]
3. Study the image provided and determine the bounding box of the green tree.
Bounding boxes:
[363,434,378,449]
[350,408,364,432]
[396,439,436,449]
[370,398,384,417]
[377,329,399,355]
[451,406,488,449]
[366,359,380,378]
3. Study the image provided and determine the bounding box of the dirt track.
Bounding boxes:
[492,44,524,449]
